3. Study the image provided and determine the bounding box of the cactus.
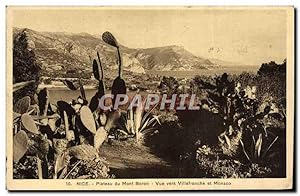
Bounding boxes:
[63,80,80,90]
[37,88,49,116]
[94,127,107,150]
[79,80,86,101]
[57,101,76,130]
[63,79,87,103]
[89,52,105,112]
[14,96,31,114]
[13,31,135,180]
[102,31,126,106]
[13,130,29,163]
[21,113,39,134]
[79,106,97,134]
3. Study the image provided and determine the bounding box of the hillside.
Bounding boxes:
[13,28,224,78]
[133,45,214,71]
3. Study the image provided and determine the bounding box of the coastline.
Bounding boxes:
[37,83,97,90]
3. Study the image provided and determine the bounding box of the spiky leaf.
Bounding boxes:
[240,139,251,162]
[80,106,96,134]
[14,96,31,114]
[255,134,263,158]
[134,104,143,132]
[13,130,29,163]
[21,114,39,134]
[224,135,231,148]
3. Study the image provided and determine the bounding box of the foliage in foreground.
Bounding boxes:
[12,90,116,179]
[12,32,125,179]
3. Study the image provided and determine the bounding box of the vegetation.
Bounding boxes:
[13,29,286,179]
[13,32,122,179]
[118,104,161,145]
[236,60,286,102]
[150,60,286,178]
[13,86,117,179]
[13,29,41,103]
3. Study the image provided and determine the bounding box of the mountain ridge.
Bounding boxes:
[13,28,237,78]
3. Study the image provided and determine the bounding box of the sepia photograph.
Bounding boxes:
[6,6,294,190]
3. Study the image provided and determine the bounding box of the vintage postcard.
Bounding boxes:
[6,6,294,191]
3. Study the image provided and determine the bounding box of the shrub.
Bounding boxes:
[158,76,180,95]
[236,60,286,103]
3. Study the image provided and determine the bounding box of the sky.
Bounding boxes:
[10,7,289,65]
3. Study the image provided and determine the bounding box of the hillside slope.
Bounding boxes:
[13,28,224,78]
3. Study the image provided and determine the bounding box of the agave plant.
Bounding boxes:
[118,103,160,145]
[196,74,283,162]
[240,133,278,163]
[218,125,242,157]
[102,31,126,106]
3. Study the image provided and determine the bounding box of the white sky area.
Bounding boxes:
[11,7,288,65]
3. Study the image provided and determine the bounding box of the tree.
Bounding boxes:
[13,29,41,103]
[258,60,286,77]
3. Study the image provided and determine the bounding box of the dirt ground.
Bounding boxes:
[99,139,179,178]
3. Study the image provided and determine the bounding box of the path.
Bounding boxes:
[99,140,179,178]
